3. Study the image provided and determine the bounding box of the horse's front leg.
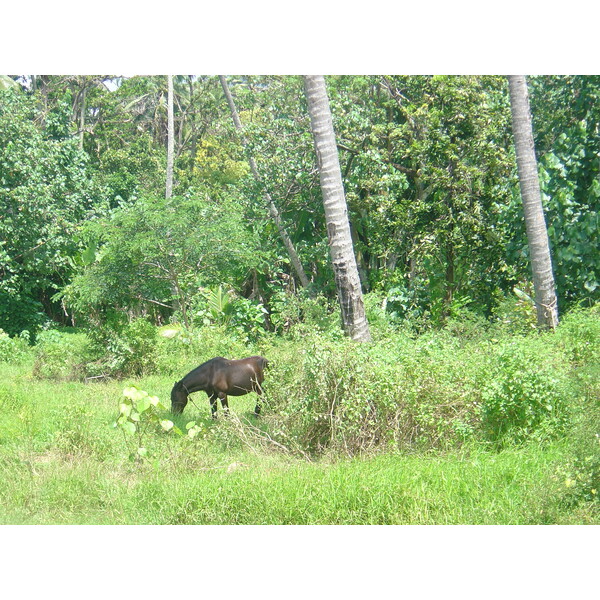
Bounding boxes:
[208,393,218,419]
[219,392,229,415]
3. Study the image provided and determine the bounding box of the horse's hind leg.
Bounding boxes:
[209,393,218,419]
[253,392,262,417]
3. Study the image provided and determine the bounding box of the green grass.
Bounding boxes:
[0,433,578,525]
[1,318,598,525]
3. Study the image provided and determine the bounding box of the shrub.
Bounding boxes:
[265,333,486,456]
[268,291,340,338]
[261,315,583,457]
[0,329,31,363]
[553,304,600,366]
[32,329,91,381]
[479,340,571,446]
[86,318,158,378]
[490,289,538,335]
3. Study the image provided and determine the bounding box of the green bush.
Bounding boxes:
[86,317,158,378]
[553,304,600,366]
[479,341,570,446]
[0,329,31,363]
[268,291,340,338]
[32,329,91,381]
[262,314,583,457]
[265,333,486,455]
[490,289,538,335]
[0,293,49,338]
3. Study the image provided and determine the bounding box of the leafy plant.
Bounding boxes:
[32,329,91,380]
[199,286,234,325]
[114,386,181,460]
[480,343,570,445]
[0,329,31,363]
[86,317,158,378]
[194,286,268,341]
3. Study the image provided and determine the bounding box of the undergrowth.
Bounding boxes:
[0,304,597,523]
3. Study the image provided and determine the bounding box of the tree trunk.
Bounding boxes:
[78,84,86,152]
[219,75,312,291]
[508,75,559,329]
[303,75,371,342]
[166,75,175,199]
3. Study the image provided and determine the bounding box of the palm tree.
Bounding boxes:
[508,75,559,329]
[303,75,371,342]
[166,74,175,199]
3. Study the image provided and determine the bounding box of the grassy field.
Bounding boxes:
[1,345,597,525]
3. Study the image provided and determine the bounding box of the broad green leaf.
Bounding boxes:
[81,241,97,266]
[185,421,197,430]
[136,396,151,413]
[160,419,174,432]
[121,421,136,435]
[123,386,147,402]
[137,447,148,457]
[119,402,132,417]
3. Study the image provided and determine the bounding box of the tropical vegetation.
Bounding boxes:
[0,75,598,524]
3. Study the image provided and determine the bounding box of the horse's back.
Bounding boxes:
[180,355,268,393]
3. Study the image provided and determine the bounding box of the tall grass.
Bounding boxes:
[0,305,598,524]
[0,435,573,525]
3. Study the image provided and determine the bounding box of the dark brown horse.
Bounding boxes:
[171,356,268,418]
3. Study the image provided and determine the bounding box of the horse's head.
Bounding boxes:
[170,381,188,414]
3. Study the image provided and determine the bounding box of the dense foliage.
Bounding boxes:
[0,88,103,334]
[1,74,598,529]
[1,75,598,338]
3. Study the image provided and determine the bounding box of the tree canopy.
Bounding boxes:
[1,75,598,336]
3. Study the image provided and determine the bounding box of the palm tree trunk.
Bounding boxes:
[508,75,559,329]
[303,75,371,342]
[78,84,86,152]
[219,75,312,291]
[166,75,175,199]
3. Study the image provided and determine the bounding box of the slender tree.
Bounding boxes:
[219,75,312,290]
[508,75,559,328]
[77,82,86,151]
[166,74,175,199]
[303,75,371,341]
